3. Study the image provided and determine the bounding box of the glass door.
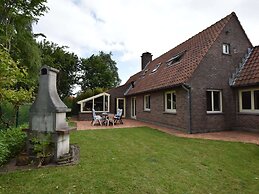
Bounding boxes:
[131,97,136,119]
[116,98,126,117]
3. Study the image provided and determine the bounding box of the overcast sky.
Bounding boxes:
[33,0,259,86]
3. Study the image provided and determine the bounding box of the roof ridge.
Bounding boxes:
[126,12,242,95]
[229,48,254,86]
[151,12,236,63]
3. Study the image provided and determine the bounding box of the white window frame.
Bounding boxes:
[144,95,151,111]
[222,43,230,55]
[206,90,223,114]
[77,92,110,113]
[239,88,259,113]
[165,91,176,113]
[131,97,136,119]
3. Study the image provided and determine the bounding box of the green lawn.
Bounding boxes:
[0,127,258,194]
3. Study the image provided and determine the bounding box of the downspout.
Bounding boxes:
[182,84,192,134]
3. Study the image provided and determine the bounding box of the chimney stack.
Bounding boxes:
[141,52,152,70]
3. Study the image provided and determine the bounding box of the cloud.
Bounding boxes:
[33,0,259,84]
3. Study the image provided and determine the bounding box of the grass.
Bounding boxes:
[0,127,258,193]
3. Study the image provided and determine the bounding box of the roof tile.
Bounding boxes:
[127,12,236,95]
[234,46,259,87]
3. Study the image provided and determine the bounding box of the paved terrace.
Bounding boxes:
[75,119,259,145]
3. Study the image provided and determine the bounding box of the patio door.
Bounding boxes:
[131,97,136,119]
[116,98,126,117]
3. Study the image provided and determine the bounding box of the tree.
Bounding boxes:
[38,40,80,98]
[0,47,33,128]
[80,51,121,91]
[0,0,48,83]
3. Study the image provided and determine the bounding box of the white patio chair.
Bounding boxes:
[91,109,102,126]
[114,109,123,124]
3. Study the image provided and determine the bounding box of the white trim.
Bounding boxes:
[131,97,136,119]
[206,90,223,113]
[165,91,176,113]
[144,94,151,111]
[78,92,110,113]
[77,92,110,104]
[223,43,230,55]
[239,88,259,113]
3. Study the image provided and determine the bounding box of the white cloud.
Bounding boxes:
[33,0,259,85]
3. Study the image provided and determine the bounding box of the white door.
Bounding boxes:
[131,97,136,119]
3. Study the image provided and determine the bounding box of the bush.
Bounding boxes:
[0,125,27,166]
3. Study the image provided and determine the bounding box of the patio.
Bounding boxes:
[74,119,259,145]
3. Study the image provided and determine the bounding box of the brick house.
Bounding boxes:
[78,12,259,133]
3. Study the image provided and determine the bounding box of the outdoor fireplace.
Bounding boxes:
[28,65,76,162]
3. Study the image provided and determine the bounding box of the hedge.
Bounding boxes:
[0,125,27,166]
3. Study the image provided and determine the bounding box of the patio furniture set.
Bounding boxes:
[91,109,123,126]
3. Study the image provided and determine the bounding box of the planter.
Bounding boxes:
[16,152,29,166]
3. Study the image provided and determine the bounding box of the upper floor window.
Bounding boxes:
[165,91,176,113]
[239,88,259,113]
[206,90,222,113]
[144,95,151,111]
[223,43,230,55]
[166,50,186,66]
[151,63,161,73]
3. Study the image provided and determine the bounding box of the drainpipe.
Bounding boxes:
[182,84,192,134]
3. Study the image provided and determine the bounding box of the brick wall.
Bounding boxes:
[78,113,92,121]
[108,84,129,115]
[126,88,189,132]
[187,15,252,133]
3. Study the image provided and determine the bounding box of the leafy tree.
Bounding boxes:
[0,0,48,83]
[0,47,33,128]
[38,40,80,98]
[80,51,121,91]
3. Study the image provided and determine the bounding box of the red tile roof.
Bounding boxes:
[126,12,237,95]
[233,46,259,87]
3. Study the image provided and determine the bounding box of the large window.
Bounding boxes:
[78,93,110,113]
[206,90,222,113]
[165,91,176,113]
[144,95,151,111]
[239,88,259,113]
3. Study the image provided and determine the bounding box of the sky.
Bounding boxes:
[33,0,259,87]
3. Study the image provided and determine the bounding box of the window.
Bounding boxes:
[151,63,161,73]
[239,88,259,113]
[78,93,110,113]
[223,43,230,54]
[166,51,186,66]
[206,90,222,113]
[144,95,151,111]
[142,69,149,76]
[165,91,176,113]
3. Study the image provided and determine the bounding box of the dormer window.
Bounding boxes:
[151,63,161,73]
[142,69,149,76]
[223,43,230,55]
[166,50,186,66]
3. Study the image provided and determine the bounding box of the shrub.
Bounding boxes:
[0,125,27,166]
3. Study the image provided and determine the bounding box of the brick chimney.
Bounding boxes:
[141,52,152,70]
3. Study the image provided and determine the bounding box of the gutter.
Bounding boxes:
[182,84,192,134]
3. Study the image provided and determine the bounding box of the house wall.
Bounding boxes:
[78,113,92,121]
[108,84,129,115]
[233,87,259,132]
[188,15,252,133]
[126,88,189,132]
